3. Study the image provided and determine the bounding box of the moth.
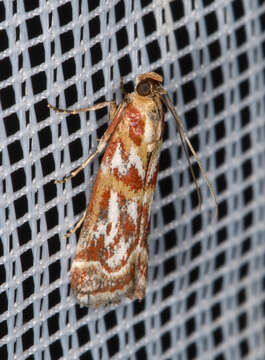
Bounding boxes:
[48,72,217,307]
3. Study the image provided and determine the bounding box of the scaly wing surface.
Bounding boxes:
[70,103,162,306]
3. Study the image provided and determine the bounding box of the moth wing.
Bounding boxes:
[70,103,162,307]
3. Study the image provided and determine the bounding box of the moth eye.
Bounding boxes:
[136,80,151,96]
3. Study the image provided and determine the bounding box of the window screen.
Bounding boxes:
[0,1,265,359]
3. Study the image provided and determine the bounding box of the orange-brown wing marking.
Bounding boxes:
[126,103,145,146]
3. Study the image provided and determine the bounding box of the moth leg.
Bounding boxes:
[63,210,86,239]
[48,101,116,115]
[54,150,99,184]
[109,101,117,122]
[49,100,117,184]
[54,102,125,184]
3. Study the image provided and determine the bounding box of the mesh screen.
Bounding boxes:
[1,0,265,359]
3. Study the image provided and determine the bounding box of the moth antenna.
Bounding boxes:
[178,126,202,211]
[161,92,218,218]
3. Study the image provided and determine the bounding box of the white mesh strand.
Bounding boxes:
[0,0,265,359]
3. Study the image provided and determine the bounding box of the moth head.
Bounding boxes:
[136,72,163,97]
